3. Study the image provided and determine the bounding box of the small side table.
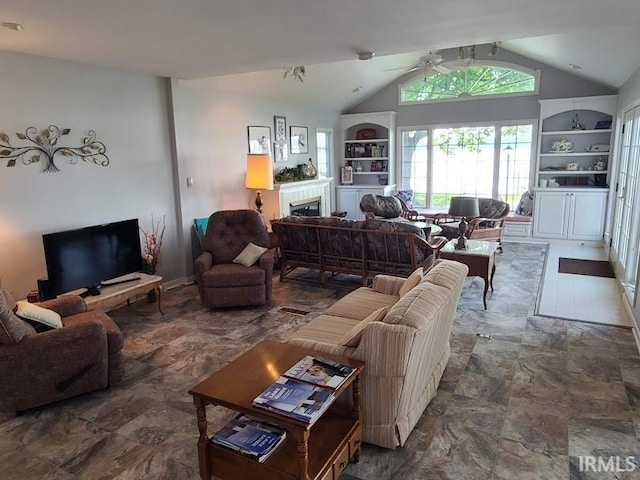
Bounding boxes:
[411,222,442,239]
[439,239,498,309]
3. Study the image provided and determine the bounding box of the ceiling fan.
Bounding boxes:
[387,52,452,74]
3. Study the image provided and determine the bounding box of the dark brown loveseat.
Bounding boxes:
[0,278,123,413]
[271,216,447,285]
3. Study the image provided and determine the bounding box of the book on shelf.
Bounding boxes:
[283,354,355,390]
[252,376,335,424]
[211,413,286,463]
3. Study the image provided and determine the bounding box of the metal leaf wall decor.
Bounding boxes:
[0,125,109,173]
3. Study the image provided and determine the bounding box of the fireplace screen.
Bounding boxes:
[290,196,321,217]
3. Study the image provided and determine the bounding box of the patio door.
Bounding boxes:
[610,105,640,304]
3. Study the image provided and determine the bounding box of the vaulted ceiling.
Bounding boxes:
[2,0,640,111]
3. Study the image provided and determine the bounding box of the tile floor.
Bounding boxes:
[536,243,632,328]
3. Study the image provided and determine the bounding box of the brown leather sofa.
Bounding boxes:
[271,216,446,285]
[0,278,123,413]
[194,209,275,308]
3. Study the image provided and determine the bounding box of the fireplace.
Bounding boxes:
[290,196,321,217]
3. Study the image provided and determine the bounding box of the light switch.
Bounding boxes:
[187,177,194,187]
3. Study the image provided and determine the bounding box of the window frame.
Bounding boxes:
[398,60,541,106]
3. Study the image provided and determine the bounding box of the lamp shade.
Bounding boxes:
[245,153,274,190]
[448,196,479,217]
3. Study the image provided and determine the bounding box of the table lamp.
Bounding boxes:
[245,153,274,213]
[448,196,479,250]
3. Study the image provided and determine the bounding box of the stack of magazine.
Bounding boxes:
[252,355,356,424]
[212,413,286,463]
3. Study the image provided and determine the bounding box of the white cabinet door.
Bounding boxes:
[533,191,570,238]
[336,188,359,220]
[567,191,607,241]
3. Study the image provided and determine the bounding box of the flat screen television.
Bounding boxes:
[42,219,143,298]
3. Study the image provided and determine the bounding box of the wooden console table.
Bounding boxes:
[440,239,498,310]
[83,273,163,313]
[188,339,365,480]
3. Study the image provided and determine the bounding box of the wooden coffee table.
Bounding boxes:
[188,339,365,480]
[439,239,498,309]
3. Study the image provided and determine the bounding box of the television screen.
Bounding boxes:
[42,219,143,297]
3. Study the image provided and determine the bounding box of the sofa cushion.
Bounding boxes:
[340,306,389,347]
[324,287,398,321]
[0,284,36,344]
[62,310,124,354]
[383,281,450,329]
[399,268,424,297]
[289,314,360,345]
[15,300,63,329]
[233,242,267,267]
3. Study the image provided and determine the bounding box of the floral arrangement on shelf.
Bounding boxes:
[140,215,166,275]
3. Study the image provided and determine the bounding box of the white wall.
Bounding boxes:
[170,78,340,276]
[0,51,179,298]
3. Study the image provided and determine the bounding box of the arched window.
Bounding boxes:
[400,62,539,104]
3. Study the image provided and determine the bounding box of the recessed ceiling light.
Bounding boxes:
[569,63,583,70]
[2,22,24,32]
[352,86,363,93]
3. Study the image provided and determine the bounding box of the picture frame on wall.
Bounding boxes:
[247,126,271,154]
[290,126,308,154]
[274,116,287,142]
[273,141,288,162]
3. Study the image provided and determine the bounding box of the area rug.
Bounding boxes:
[558,257,615,278]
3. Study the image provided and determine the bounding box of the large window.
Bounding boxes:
[400,62,539,104]
[399,123,534,209]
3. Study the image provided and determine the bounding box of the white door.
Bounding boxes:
[568,191,607,240]
[610,106,640,302]
[533,191,570,238]
[336,188,358,220]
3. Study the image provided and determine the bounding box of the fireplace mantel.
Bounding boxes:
[261,177,333,224]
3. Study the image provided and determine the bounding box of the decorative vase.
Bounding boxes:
[307,158,317,178]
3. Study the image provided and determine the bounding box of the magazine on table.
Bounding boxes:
[283,354,355,389]
[212,413,286,462]
[252,376,335,424]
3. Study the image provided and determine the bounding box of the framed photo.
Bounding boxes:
[341,166,353,184]
[274,116,287,142]
[273,141,288,163]
[247,126,271,154]
[290,126,308,154]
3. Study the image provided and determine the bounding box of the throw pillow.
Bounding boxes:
[515,191,534,216]
[340,306,389,347]
[395,190,415,209]
[399,267,424,297]
[15,300,63,329]
[233,242,268,267]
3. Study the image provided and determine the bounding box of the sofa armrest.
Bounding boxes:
[371,275,404,296]
[37,295,87,317]
[194,251,213,284]
[352,322,415,377]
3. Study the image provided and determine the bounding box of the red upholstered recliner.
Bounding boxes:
[194,210,275,308]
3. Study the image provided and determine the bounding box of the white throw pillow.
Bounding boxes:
[399,267,424,297]
[340,306,389,347]
[15,300,63,329]
[233,242,268,267]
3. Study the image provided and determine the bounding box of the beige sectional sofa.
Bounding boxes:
[287,259,468,449]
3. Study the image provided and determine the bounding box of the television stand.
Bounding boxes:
[82,273,163,314]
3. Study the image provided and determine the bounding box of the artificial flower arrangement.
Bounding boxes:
[140,215,166,275]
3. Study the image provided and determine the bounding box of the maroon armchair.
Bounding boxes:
[194,209,275,308]
[0,277,123,413]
